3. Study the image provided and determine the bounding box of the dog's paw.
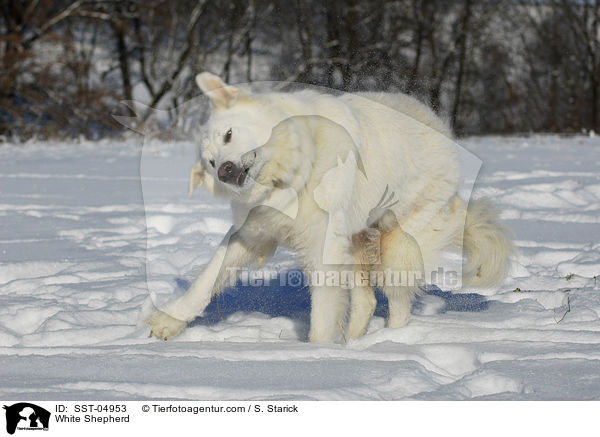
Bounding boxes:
[146,310,187,340]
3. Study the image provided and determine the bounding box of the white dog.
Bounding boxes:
[146,72,513,342]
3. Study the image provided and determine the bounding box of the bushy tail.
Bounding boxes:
[462,199,514,288]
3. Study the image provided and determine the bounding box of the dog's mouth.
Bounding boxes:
[238,150,258,187]
[236,166,250,186]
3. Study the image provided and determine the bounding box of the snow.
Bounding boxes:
[0,135,599,400]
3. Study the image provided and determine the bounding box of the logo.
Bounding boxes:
[3,403,50,435]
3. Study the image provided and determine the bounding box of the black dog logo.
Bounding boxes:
[3,403,50,435]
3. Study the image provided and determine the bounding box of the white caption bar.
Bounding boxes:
[0,401,596,436]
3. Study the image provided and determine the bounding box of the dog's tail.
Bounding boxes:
[462,199,514,288]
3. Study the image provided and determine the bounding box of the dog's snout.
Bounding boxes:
[217,161,247,186]
[218,161,234,182]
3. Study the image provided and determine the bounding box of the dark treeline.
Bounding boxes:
[1,0,598,139]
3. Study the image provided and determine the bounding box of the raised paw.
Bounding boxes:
[146,310,187,340]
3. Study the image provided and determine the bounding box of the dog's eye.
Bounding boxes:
[224,128,232,144]
[209,159,215,168]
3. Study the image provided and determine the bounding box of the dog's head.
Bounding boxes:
[191,72,312,205]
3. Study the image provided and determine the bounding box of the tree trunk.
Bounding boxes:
[245,1,255,83]
[112,19,133,108]
[325,4,341,88]
[295,0,313,83]
[408,0,425,93]
[451,0,472,133]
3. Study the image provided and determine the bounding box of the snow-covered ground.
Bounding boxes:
[0,135,599,400]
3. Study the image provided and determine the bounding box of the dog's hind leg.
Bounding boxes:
[379,227,425,329]
[385,286,416,328]
[346,229,381,339]
[347,284,376,339]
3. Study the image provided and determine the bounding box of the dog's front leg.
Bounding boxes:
[306,235,354,343]
[309,283,350,343]
[147,227,274,340]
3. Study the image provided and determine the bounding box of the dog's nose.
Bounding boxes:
[218,161,234,182]
[218,161,249,186]
[218,160,247,186]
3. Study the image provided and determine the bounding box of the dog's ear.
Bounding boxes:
[189,161,216,196]
[196,72,239,109]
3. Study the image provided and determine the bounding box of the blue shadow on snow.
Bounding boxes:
[178,272,490,330]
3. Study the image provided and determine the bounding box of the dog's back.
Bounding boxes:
[355,91,452,137]
[337,91,513,289]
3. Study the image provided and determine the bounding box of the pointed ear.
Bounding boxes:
[188,162,205,196]
[196,72,239,108]
[188,161,216,196]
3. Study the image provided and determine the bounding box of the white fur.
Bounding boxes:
[147,74,514,342]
